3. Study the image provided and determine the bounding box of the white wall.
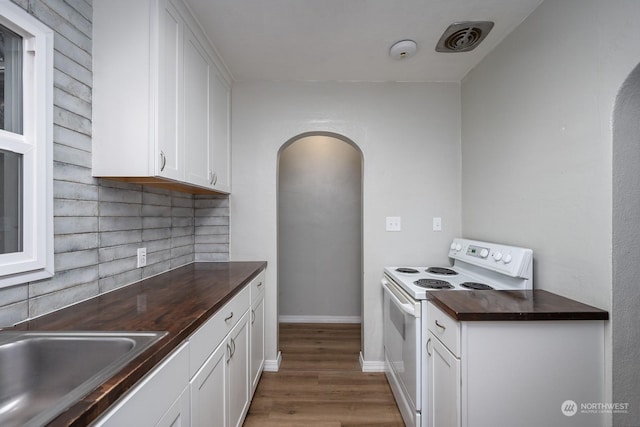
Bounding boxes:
[461,0,640,418]
[278,135,362,322]
[230,82,461,365]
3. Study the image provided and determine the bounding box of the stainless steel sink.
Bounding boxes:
[0,331,166,427]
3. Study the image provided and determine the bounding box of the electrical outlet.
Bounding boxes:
[386,216,401,232]
[137,247,147,268]
[433,217,442,231]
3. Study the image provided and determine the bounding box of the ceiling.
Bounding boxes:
[184,0,544,83]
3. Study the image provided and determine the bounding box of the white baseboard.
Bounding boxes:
[359,351,386,372]
[263,351,282,372]
[278,315,362,324]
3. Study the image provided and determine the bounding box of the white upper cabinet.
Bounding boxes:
[92,0,231,194]
[209,69,231,193]
[184,26,213,188]
[157,0,183,182]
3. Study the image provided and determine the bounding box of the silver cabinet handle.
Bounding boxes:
[160,151,167,171]
[208,171,218,186]
[426,338,432,357]
[251,309,256,325]
[230,338,236,358]
[224,312,234,322]
[257,281,263,288]
[435,320,446,331]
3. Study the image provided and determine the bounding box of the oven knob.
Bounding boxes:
[480,248,489,258]
[450,242,457,251]
[493,251,503,261]
[503,254,513,264]
[455,243,463,252]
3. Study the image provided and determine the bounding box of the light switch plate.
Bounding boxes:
[386,216,401,232]
[433,217,442,231]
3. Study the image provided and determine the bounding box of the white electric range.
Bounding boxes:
[381,238,533,427]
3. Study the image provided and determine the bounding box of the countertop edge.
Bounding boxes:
[428,290,609,322]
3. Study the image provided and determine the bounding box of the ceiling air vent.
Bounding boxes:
[435,21,494,53]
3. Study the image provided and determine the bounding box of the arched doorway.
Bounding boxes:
[277,132,363,326]
[612,62,640,424]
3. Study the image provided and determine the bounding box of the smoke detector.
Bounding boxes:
[435,21,494,52]
[389,40,417,60]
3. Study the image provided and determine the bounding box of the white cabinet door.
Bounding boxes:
[157,386,191,427]
[190,307,251,427]
[210,69,231,193]
[184,26,213,189]
[94,343,189,427]
[228,312,250,427]
[250,294,265,395]
[427,332,461,427]
[156,0,183,181]
[190,339,227,427]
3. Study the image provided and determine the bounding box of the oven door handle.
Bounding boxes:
[382,278,419,318]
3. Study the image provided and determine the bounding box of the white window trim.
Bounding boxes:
[0,1,53,288]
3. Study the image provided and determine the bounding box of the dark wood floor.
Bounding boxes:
[243,323,404,427]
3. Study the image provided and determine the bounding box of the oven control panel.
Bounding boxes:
[466,245,490,259]
[449,238,533,279]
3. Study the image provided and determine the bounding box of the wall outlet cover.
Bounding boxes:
[137,247,147,268]
[386,216,401,232]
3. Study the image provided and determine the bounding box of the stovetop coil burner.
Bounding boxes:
[426,267,458,276]
[396,267,419,274]
[460,282,494,290]
[414,279,454,289]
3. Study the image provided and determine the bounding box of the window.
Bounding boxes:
[0,1,53,288]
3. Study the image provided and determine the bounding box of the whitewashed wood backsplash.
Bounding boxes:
[0,0,230,325]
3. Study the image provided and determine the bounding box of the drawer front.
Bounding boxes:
[189,285,250,378]
[427,302,461,357]
[250,270,266,303]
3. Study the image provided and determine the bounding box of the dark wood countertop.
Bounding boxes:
[11,261,267,426]
[427,289,609,322]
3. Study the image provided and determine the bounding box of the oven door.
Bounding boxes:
[382,276,421,427]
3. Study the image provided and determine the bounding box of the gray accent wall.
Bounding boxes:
[612,63,640,426]
[0,0,229,326]
[278,134,362,321]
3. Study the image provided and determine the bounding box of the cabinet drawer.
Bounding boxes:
[250,270,266,304]
[427,302,461,357]
[189,285,250,378]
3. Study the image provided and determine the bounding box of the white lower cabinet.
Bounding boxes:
[190,339,227,426]
[249,271,266,395]
[426,302,462,427]
[158,386,191,427]
[190,311,249,427]
[92,270,266,427]
[426,331,460,427]
[250,294,265,395]
[426,301,606,427]
[93,342,190,427]
[227,312,250,427]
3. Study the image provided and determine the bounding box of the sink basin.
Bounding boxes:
[0,331,166,427]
